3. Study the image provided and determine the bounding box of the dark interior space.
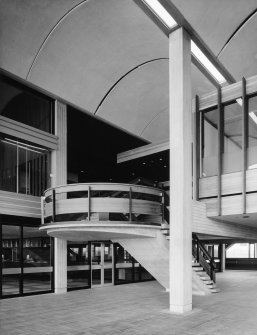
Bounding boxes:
[67,107,169,185]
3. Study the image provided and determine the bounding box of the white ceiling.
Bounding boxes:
[1,0,257,143]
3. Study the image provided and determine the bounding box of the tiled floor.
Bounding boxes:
[1,270,257,335]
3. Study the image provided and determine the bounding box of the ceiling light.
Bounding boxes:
[143,0,177,29]
[191,41,226,84]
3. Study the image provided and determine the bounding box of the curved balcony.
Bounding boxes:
[40,183,164,240]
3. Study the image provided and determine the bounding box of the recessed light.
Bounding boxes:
[159,158,163,161]
[142,0,177,29]
[191,41,226,84]
[164,165,167,168]
[143,162,146,165]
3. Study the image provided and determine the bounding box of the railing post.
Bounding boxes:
[162,192,165,223]
[129,187,132,222]
[41,196,45,225]
[88,186,91,221]
[52,189,56,222]
[197,240,200,263]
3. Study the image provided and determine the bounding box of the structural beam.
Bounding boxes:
[117,141,169,164]
[169,27,192,313]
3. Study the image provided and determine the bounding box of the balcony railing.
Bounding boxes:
[41,183,164,226]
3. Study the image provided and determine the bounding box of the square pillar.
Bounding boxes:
[169,27,192,313]
[220,244,226,272]
[54,238,67,293]
[51,100,67,293]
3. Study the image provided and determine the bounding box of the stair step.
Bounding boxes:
[192,263,201,267]
[210,288,220,293]
[192,267,204,272]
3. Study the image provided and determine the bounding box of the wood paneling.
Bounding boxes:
[0,190,41,218]
[193,201,257,239]
[117,141,169,163]
[45,198,162,217]
[199,169,257,198]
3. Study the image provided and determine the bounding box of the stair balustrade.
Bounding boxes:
[192,233,216,283]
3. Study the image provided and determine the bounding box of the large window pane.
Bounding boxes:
[201,108,218,177]
[2,225,21,296]
[222,102,242,174]
[0,137,17,192]
[0,134,50,196]
[23,227,52,293]
[0,76,54,134]
[248,96,257,169]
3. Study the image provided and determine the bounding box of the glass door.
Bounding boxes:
[91,242,113,287]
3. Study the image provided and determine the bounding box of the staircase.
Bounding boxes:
[120,178,220,295]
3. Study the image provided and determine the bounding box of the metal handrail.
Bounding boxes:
[192,233,216,282]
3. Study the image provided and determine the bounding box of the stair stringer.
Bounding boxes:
[113,231,215,295]
[112,230,169,289]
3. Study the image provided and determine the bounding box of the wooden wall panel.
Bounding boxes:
[0,190,41,218]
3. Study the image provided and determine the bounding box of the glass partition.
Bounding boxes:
[201,108,218,177]
[0,134,50,196]
[1,225,21,296]
[67,242,90,290]
[248,95,257,169]
[23,227,52,293]
[222,101,242,174]
[1,222,53,298]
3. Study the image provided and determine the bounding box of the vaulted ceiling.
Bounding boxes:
[1,0,257,143]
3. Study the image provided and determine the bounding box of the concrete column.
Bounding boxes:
[51,100,67,293]
[220,244,226,272]
[54,238,67,293]
[169,27,192,313]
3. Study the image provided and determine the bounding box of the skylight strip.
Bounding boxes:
[250,112,257,125]
[191,41,226,84]
[143,0,177,29]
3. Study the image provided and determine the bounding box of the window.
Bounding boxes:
[0,134,50,196]
[0,75,54,134]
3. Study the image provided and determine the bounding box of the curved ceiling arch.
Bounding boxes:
[219,13,257,80]
[218,8,257,57]
[94,58,168,115]
[26,0,89,80]
[96,58,169,142]
[26,0,168,116]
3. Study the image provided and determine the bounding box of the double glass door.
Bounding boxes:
[91,242,113,287]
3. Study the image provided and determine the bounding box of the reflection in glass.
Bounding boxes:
[23,227,52,293]
[2,225,21,296]
[201,108,218,177]
[248,96,257,169]
[222,102,242,174]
